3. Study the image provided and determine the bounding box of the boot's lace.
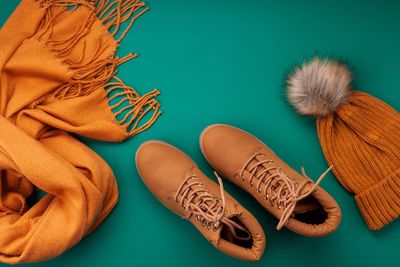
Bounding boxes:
[239,151,333,230]
[174,172,251,241]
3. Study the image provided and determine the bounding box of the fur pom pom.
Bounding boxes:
[287,57,352,117]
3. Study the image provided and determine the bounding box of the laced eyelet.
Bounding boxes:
[173,173,244,238]
[237,152,333,231]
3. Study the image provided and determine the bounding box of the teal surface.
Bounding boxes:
[1,0,400,266]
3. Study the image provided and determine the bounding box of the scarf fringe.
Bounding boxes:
[34,0,159,136]
[107,77,161,137]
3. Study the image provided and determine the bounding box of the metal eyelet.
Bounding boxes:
[257,189,261,193]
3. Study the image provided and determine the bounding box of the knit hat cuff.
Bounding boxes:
[355,169,400,230]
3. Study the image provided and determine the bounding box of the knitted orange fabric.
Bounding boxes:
[317,91,400,230]
[0,0,160,263]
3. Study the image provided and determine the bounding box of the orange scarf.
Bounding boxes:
[0,0,160,263]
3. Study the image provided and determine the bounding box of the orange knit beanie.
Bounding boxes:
[286,57,400,230]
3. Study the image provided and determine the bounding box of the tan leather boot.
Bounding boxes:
[135,141,266,261]
[200,124,342,237]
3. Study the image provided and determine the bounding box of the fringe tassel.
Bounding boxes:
[52,54,130,99]
[95,0,149,42]
[36,0,148,42]
[37,0,96,10]
[34,0,160,136]
[107,77,161,136]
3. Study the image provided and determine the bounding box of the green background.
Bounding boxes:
[1,0,399,266]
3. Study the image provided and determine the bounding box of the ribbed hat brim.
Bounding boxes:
[355,169,400,230]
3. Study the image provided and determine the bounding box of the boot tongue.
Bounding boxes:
[220,222,235,242]
[209,211,234,243]
[293,197,319,213]
[292,179,319,213]
[218,213,252,243]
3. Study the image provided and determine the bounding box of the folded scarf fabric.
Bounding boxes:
[0,0,160,263]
